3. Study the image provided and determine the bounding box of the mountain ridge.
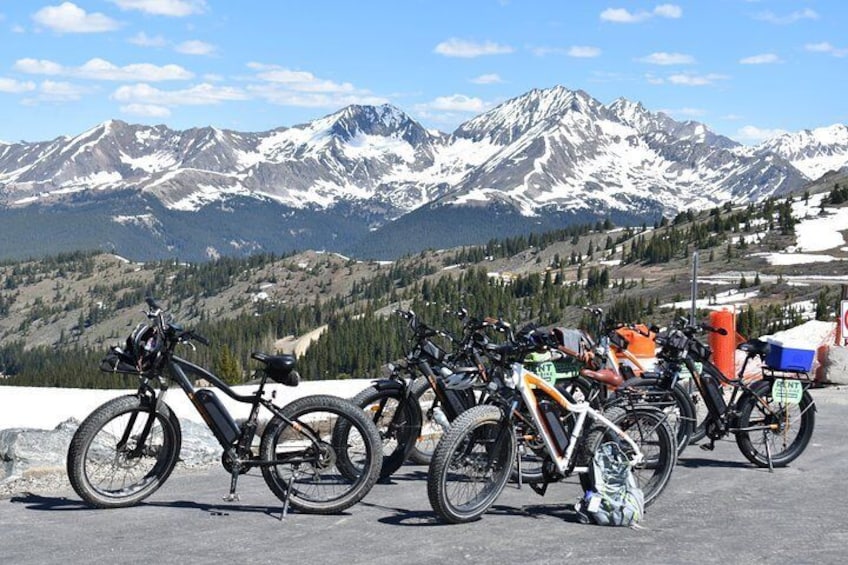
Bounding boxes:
[1,85,847,260]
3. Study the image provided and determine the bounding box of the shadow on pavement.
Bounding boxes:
[10,492,323,520]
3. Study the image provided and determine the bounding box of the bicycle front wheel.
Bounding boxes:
[260,395,382,514]
[351,384,421,479]
[734,381,815,468]
[67,394,182,508]
[427,404,516,523]
[580,406,677,507]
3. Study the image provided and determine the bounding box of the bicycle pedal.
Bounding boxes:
[699,443,714,451]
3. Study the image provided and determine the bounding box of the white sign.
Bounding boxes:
[772,378,803,405]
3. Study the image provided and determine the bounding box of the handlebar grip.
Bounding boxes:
[145,296,161,311]
[192,332,210,346]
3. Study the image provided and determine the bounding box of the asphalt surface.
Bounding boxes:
[3,388,847,565]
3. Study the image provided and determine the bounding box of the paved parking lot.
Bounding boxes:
[3,387,847,565]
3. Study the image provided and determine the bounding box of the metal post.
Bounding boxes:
[690,251,699,325]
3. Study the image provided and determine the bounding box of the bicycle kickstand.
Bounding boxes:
[763,430,774,473]
[223,448,241,502]
[281,474,295,519]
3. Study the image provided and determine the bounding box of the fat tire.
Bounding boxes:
[578,406,676,507]
[67,394,181,508]
[260,395,381,514]
[427,404,516,523]
[351,385,422,479]
[734,381,815,468]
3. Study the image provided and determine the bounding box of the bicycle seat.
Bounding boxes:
[252,352,299,386]
[738,339,770,358]
[580,368,623,388]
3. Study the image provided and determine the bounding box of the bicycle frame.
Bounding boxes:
[683,355,814,437]
[507,363,644,475]
[136,355,325,469]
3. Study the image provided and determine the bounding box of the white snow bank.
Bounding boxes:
[0,379,374,431]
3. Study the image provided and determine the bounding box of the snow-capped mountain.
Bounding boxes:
[0,85,845,260]
[755,124,848,180]
[439,86,805,217]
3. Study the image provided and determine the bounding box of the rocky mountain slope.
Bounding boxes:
[1,86,846,260]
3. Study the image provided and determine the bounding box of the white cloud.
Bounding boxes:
[0,78,37,93]
[253,67,356,93]
[120,103,171,117]
[434,38,513,58]
[755,9,818,25]
[601,4,682,23]
[14,57,193,81]
[568,46,602,58]
[14,59,64,75]
[638,52,695,65]
[24,80,92,103]
[128,32,168,47]
[12,24,26,33]
[805,42,848,57]
[653,4,682,18]
[247,86,387,108]
[426,94,488,113]
[175,40,215,56]
[668,73,729,86]
[530,46,567,57]
[112,82,248,106]
[600,8,651,23]
[470,73,503,84]
[32,2,121,33]
[737,125,789,143]
[246,63,384,108]
[109,0,205,17]
[739,53,782,64]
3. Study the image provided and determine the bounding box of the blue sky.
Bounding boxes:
[0,0,845,144]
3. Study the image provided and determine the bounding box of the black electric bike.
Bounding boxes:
[351,309,487,479]
[647,318,816,468]
[66,298,382,513]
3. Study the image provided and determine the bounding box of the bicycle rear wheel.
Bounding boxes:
[260,395,381,514]
[67,394,181,508]
[580,406,677,507]
[427,405,516,523]
[735,381,815,468]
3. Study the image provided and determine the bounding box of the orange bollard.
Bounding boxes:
[709,310,736,380]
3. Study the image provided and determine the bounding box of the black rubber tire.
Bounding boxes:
[427,405,516,524]
[578,406,677,507]
[735,381,816,468]
[351,384,422,479]
[67,394,181,508]
[260,395,382,514]
[408,376,443,465]
[620,377,696,455]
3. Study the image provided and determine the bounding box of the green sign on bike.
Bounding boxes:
[771,378,803,405]
[534,361,557,384]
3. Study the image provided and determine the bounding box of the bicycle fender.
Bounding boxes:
[371,379,407,394]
